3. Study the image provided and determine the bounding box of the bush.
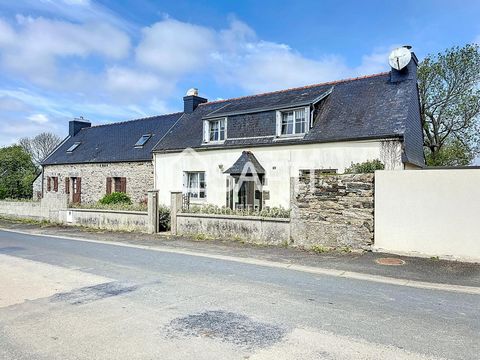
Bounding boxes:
[158,205,170,231]
[99,192,132,205]
[344,159,384,174]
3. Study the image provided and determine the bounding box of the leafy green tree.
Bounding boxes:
[418,44,480,166]
[0,145,37,199]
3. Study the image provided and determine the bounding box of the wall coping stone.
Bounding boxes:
[178,212,290,223]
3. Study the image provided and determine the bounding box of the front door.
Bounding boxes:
[71,177,81,204]
[235,177,262,211]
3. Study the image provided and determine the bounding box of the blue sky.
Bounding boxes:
[0,0,480,147]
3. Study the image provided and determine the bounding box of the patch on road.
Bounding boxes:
[166,310,285,349]
[51,282,138,305]
[375,257,406,266]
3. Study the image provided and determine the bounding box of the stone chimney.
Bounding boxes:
[183,88,207,113]
[69,116,91,137]
[390,46,418,83]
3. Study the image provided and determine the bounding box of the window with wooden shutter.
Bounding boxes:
[106,177,112,194]
[53,177,58,192]
[47,177,51,192]
[65,178,70,194]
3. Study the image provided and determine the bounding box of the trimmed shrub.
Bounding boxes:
[99,192,132,205]
[184,204,290,219]
[158,205,170,231]
[344,159,384,174]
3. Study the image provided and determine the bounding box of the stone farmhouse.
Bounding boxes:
[41,47,423,208]
[41,113,181,204]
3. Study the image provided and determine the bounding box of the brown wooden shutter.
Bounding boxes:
[76,177,82,203]
[120,177,126,193]
[47,177,51,192]
[53,177,58,192]
[106,177,112,194]
[65,178,70,194]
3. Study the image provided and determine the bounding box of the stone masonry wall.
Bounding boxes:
[290,173,374,250]
[43,162,153,204]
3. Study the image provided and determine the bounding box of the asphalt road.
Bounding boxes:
[0,229,478,359]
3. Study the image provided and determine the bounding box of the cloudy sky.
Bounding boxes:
[0,0,479,147]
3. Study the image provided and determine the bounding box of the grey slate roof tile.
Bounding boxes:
[43,112,182,165]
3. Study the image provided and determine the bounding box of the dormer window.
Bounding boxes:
[134,134,152,148]
[66,142,81,153]
[203,118,226,143]
[276,107,309,137]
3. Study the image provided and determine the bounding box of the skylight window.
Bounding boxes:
[66,142,81,153]
[134,134,151,147]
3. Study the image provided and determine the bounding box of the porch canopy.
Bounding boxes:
[224,151,265,175]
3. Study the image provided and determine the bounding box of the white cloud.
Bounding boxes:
[133,18,391,94]
[136,19,216,76]
[0,16,130,86]
[27,113,49,124]
[105,67,163,94]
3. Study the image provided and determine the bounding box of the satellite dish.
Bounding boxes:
[388,47,412,70]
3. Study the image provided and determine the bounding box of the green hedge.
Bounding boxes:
[344,159,384,174]
[99,192,132,205]
[184,204,290,219]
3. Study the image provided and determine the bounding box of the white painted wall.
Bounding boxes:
[155,140,403,208]
[375,169,480,261]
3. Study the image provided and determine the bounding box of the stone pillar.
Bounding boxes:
[147,190,159,234]
[170,191,182,235]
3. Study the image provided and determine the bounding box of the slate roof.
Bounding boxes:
[224,151,266,175]
[152,71,425,167]
[43,112,182,165]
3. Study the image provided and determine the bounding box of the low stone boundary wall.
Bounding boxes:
[0,193,67,221]
[58,208,149,233]
[176,213,290,245]
[0,200,43,219]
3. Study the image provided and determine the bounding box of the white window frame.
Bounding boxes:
[183,171,206,200]
[203,118,227,143]
[275,107,310,137]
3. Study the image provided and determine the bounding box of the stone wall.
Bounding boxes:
[176,213,290,245]
[43,161,153,204]
[290,173,374,249]
[0,192,68,221]
[58,208,149,233]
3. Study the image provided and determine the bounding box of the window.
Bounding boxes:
[184,172,206,199]
[134,134,151,147]
[67,142,81,153]
[204,118,226,143]
[276,107,309,137]
[47,177,58,192]
[106,177,126,194]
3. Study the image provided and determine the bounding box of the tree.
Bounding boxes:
[19,132,62,166]
[418,44,480,166]
[0,145,37,199]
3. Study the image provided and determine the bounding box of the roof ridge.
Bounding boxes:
[199,71,390,106]
[85,111,183,130]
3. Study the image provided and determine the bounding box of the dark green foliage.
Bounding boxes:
[344,159,385,174]
[99,192,132,205]
[0,145,37,199]
[418,44,480,166]
[158,205,170,231]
